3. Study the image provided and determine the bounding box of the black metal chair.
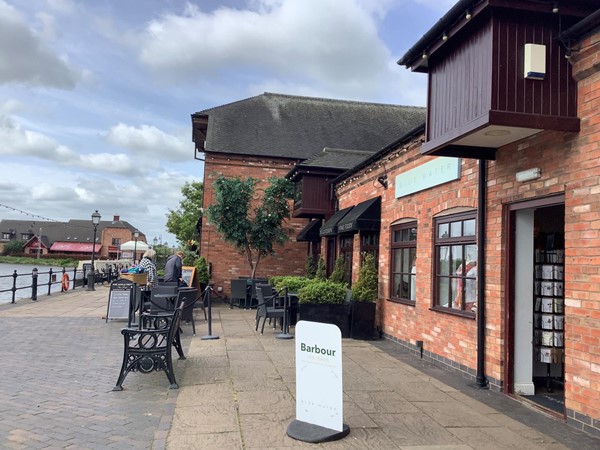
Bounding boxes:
[177,288,202,335]
[113,301,186,391]
[148,285,178,313]
[231,279,250,308]
[255,284,286,334]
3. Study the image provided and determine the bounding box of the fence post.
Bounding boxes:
[11,270,17,304]
[47,268,53,296]
[72,267,77,290]
[31,268,38,301]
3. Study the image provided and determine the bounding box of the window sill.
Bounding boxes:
[387,298,416,307]
[430,305,476,319]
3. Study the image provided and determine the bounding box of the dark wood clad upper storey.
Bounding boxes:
[398,0,595,159]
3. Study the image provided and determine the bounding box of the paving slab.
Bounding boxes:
[1,289,600,449]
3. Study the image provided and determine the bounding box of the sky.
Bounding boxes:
[0,0,456,246]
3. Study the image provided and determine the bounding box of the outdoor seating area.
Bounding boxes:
[112,280,205,390]
[1,285,597,449]
[229,277,268,309]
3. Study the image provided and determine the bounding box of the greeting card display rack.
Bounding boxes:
[533,248,565,392]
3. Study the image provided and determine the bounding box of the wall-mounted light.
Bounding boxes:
[552,3,559,13]
[377,175,388,189]
[516,168,541,182]
[422,52,427,60]
[465,10,472,20]
[442,32,448,41]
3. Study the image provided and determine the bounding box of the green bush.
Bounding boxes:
[351,253,378,302]
[315,257,326,280]
[329,256,346,284]
[270,275,312,293]
[196,256,210,285]
[305,255,317,278]
[2,240,26,256]
[297,280,347,304]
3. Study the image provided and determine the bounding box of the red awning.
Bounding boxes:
[50,242,102,252]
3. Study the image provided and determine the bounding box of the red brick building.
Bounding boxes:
[328,0,600,436]
[0,215,146,260]
[192,93,425,295]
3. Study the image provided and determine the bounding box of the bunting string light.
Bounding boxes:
[0,203,96,231]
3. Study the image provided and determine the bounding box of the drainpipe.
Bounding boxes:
[476,159,488,388]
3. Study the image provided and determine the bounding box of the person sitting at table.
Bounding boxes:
[164,251,184,286]
[138,249,158,288]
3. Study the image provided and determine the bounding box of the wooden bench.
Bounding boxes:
[113,301,186,391]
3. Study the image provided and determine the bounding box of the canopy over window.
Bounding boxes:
[336,197,381,234]
[296,219,322,242]
[50,242,102,252]
[319,207,354,237]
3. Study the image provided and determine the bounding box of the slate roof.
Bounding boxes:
[194,92,426,160]
[298,148,374,170]
[0,219,140,245]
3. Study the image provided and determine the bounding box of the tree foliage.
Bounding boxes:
[305,255,317,278]
[165,181,204,247]
[206,176,294,278]
[329,255,346,284]
[351,253,379,302]
[315,257,326,280]
[2,240,25,256]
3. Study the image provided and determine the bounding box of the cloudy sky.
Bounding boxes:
[0,0,455,246]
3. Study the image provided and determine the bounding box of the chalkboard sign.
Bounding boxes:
[181,266,197,289]
[106,279,135,322]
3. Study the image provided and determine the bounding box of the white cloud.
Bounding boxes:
[45,0,75,14]
[0,0,80,88]
[106,123,192,161]
[0,114,149,176]
[0,99,25,114]
[138,0,394,98]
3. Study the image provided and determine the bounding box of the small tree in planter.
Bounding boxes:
[297,280,350,337]
[196,256,210,292]
[350,253,378,340]
[305,255,317,278]
[315,257,326,280]
[329,255,346,284]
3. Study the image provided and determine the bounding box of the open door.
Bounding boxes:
[506,196,565,416]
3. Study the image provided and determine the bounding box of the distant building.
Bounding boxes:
[0,215,146,260]
[191,92,426,295]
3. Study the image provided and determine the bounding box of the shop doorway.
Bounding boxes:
[507,196,565,416]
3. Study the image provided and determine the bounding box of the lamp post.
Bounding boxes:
[87,210,101,291]
[37,227,42,259]
[133,230,140,264]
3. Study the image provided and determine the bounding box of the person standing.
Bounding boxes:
[164,251,184,285]
[138,249,158,288]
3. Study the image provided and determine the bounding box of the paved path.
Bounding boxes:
[0,287,599,449]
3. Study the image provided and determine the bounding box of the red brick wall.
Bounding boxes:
[336,144,481,373]
[334,28,600,428]
[201,153,309,296]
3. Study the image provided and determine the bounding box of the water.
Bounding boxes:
[0,263,74,304]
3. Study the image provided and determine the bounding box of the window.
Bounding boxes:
[434,212,476,314]
[361,232,379,263]
[2,233,10,240]
[339,235,353,285]
[21,233,31,240]
[112,238,121,246]
[390,222,417,304]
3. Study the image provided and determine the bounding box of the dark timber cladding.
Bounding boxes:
[319,207,354,237]
[336,197,381,234]
[425,10,579,149]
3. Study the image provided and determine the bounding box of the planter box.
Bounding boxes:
[299,303,350,338]
[120,273,148,285]
[350,301,376,340]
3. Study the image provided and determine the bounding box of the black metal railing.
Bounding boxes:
[0,266,121,304]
